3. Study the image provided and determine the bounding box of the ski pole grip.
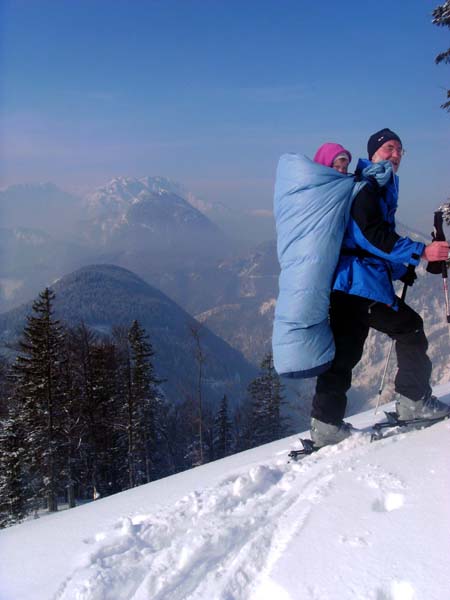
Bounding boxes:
[426,210,446,275]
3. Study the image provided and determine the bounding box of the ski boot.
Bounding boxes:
[310,418,354,448]
[396,392,450,422]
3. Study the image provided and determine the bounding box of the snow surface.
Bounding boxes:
[1,385,450,600]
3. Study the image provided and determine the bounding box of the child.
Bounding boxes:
[313,142,352,174]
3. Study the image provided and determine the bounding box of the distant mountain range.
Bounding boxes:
[87,176,235,226]
[83,176,224,244]
[0,176,276,312]
[0,264,256,409]
[0,177,234,312]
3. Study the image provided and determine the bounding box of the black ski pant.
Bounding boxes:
[312,291,432,426]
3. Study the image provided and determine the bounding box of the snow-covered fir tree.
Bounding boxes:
[88,340,122,497]
[127,320,163,485]
[66,324,122,499]
[0,411,29,527]
[9,288,65,513]
[57,340,80,509]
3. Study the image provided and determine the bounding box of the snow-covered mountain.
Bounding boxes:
[84,176,218,236]
[1,385,449,600]
[119,176,274,246]
[0,177,235,312]
[84,177,219,238]
[136,176,233,221]
[81,176,232,272]
[0,175,271,312]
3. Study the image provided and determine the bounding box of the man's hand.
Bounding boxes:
[422,241,449,262]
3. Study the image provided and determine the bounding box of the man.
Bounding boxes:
[310,128,450,448]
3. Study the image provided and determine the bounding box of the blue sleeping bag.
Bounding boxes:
[272,153,367,377]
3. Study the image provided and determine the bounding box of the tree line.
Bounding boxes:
[0,288,288,528]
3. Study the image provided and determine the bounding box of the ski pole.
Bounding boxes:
[441,259,450,323]
[374,268,413,414]
[426,210,450,323]
[375,341,394,415]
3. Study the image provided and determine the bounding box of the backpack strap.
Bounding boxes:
[340,247,375,259]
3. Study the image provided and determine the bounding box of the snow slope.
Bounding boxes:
[1,385,450,600]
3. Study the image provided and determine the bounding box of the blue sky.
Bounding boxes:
[1,0,449,232]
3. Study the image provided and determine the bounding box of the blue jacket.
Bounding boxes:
[272,154,366,377]
[333,158,424,307]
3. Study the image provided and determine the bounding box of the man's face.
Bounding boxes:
[371,139,403,173]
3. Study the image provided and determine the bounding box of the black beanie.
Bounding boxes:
[367,128,402,160]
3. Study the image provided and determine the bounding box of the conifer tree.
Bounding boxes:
[213,394,233,459]
[247,353,286,447]
[0,357,9,419]
[115,320,163,487]
[10,288,65,513]
[90,340,122,496]
[233,403,255,453]
[0,358,27,527]
[433,1,450,110]
[64,324,120,500]
[129,320,157,484]
[187,323,207,466]
[164,402,190,473]
[58,338,80,508]
[66,323,100,499]
[0,411,29,527]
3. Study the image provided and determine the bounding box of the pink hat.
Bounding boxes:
[313,143,352,168]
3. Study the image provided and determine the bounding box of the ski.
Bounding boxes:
[288,411,449,461]
[370,411,450,441]
[288,438,320,461]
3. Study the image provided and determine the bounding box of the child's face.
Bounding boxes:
[332,157,349,174]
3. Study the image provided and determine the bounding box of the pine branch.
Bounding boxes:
[435,48,450,65]
[432,1,450,26]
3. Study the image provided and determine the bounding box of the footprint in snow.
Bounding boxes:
[372,491,405,513]
[376,579,416,600]
[338,534,370,547]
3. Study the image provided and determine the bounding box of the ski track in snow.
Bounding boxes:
[53,431,413,600]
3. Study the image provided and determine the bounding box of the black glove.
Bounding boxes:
[400,269,417,287]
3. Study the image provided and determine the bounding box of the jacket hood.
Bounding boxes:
[314,143,352,168]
